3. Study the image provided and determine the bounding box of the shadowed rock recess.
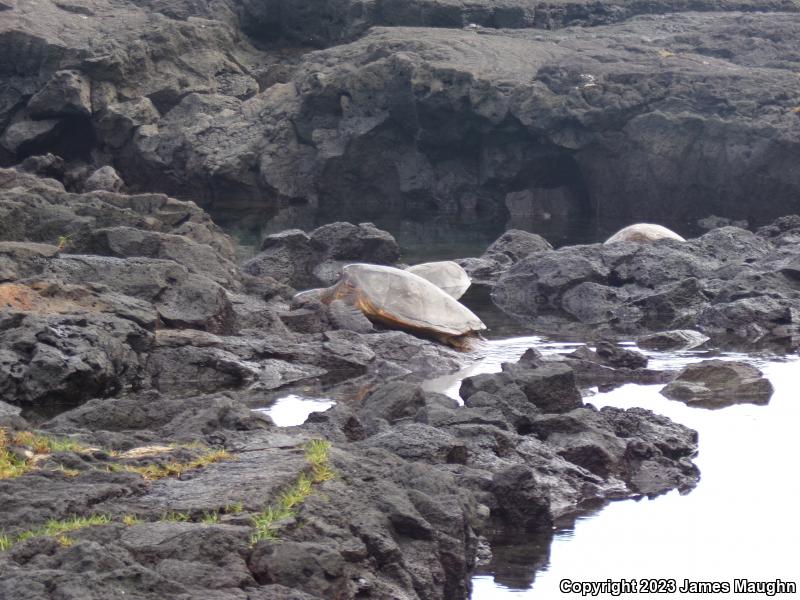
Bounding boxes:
[0,0,795,598]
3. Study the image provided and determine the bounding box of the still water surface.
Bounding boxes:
[468,342,800,599]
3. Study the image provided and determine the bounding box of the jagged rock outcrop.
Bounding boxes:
[243,222,400,288]
[458,229,553,287]
[0,2,788,598]
[492,223,800,346]
[3,3,800,235]
[0,169,467,411]
[249,14,800,233]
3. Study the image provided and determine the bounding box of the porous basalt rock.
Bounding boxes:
[4,3,800,237]
[459,229,553,287]
[493,223,800,345]
[83,165,124,193]
[660,359,774,408]
[244,222,401,288]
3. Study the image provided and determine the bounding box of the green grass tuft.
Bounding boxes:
[0,428,90,480]
[160,511,191,523]
[122,449,232,481]
[16,515,112,542]
[305,439,335,483]
[1,515,112,551]
[250,505,294,543]
[0,448,29,479]
[201,511,220,524]
[249,438,335,544]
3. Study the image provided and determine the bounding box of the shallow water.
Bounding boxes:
[469,343,800,599]
[254,394,335,427]
[261,337,800,597]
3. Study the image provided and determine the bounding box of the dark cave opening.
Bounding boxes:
[10,116,96,165]
[502,149,596,247]
[310,123,599,253]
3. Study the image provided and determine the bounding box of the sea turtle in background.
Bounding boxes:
[316,264,486,348]
[604,223,686,244]
[406,260,471,299]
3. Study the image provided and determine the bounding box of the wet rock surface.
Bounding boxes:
[0,169,464,411]
[638,330,710,351]
[0,352,699,600]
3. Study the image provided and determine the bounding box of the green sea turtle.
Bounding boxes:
[604,223,685,244]
[319,263,486,348]
[406,260,471,299]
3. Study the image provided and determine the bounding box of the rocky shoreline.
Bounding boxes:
[2,0,799,597]
[3,162,793,598]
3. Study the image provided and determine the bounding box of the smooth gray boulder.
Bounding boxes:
[84,165,124,193]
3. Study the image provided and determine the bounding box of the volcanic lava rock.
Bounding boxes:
[0,301,154,408]
[0,168,235,261]
[237,0,800,47]
[310,222,400,265]
[81,227,240,288]
[660,359,774,408]
[638,330,710,351]
[83,165,124,193]
[27,71,92,118]
[244,222,400,288]
[183,13,800,234]
[493,223,800,343]
[459,229,553,287]
[485,230,553,263]
[41,255,236,334]
[3,2,800,234]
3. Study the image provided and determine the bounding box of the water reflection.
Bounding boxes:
[254,394,334,427]
[471,349,800,599]
[216,210,704,267]
[422,336,583,402]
